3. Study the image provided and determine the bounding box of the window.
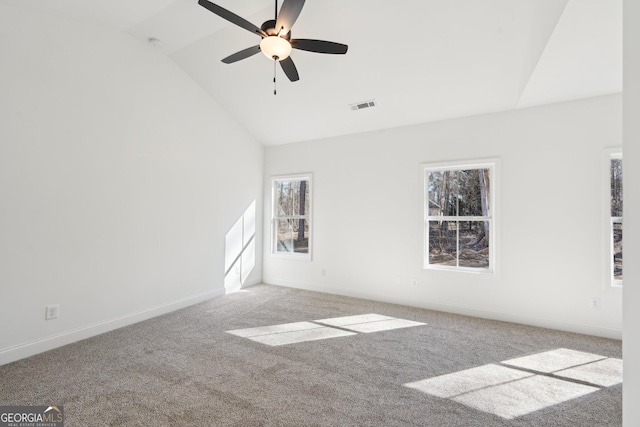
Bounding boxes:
[610,155,622,285]
[272,175,311,257]
[424,161,494,272]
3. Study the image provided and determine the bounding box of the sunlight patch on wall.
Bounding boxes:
[404,348,622,420]
[224,201,256,293]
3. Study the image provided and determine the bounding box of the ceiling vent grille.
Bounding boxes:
[350,100,376,111]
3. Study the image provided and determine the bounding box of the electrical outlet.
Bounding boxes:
[320,268,327,277]
[45,304,59,320]
[411,278,418,287]
[589,297,601,310]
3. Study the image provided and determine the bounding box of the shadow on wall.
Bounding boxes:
[224,201,256,293]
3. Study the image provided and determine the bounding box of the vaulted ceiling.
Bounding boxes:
[2,0,621,145]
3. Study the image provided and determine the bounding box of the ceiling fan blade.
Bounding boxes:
[280,57,300,82]
[222,45,261,64]
[292,39,348,54]
[275,0,305,36]
[198,0,266,37]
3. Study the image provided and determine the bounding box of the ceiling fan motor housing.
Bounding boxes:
[261,20,291,39]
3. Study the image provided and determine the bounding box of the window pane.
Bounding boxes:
[613,221,622,280]
[275,218,294,253]
[276,180,309,217]
[427,169,490,218]
[458,169,490,217]
[428,171,443,216]
[300,180,309,218]
[427,171,458,216]
[275,218,309,254]
[428,221,457,266]
[275,181,293,216]
[611,159,623,217]
[293,218,309,254]
[459,221,490,269]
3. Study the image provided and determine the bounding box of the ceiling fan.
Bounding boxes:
[198,0,348,90]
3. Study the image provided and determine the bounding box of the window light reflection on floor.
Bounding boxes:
[226,321,356,346]
[404,348,622,420]
[501,348,606,373]
[454,374,598,419]
[555,357,623,387]
[316,313,426,333]
[405,364,534,399]
[226,314,426,346]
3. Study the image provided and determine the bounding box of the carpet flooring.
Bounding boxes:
[0,284,622,426]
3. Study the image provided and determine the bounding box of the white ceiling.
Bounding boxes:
[2,0,622,145]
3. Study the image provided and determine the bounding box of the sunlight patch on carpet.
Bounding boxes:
[226,314,425,346]
[405,364,533,398]
[315,314,426,333]
[555,357,623,387]
[227,321,320,338]
[316,314,394,326]
[226,322,355,346]
[454,375,598,419]
[404,348,621,420]
[501,348,605,373]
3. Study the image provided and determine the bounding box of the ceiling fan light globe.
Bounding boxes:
[260,36,292,61]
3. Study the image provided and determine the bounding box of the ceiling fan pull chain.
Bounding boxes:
[273,58,277,95]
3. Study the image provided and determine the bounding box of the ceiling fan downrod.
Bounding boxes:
[273,0,278,95]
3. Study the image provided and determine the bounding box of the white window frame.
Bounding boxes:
[271,174,312,260]
[604,149,622,287]
[422,159,497,274]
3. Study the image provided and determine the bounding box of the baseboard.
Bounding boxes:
[266,280,623,340]
[0,288,225,366]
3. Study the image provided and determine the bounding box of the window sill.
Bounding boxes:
[272,252,312,261]
[424,265,495,275]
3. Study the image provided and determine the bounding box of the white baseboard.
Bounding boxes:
[266,280,623,341]
[0,288,225,366]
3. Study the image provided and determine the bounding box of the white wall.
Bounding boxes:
[264,94,622,339]
[623,0,639,424]
[0,3,263,365]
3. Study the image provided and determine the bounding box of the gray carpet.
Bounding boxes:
[0,284,622,426]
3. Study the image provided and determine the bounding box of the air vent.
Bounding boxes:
[350,100,376,111]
